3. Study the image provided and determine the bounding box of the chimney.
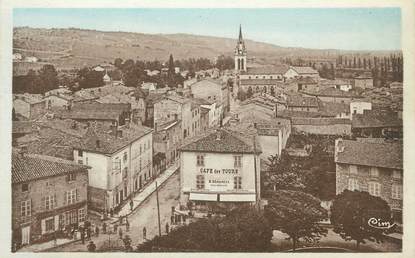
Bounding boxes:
[96,140,100,148]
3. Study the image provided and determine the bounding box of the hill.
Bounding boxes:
[13,27,398,69]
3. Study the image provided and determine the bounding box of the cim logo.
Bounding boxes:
[367,217,395,229]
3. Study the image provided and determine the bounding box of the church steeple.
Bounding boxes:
[234,24,247,72]
[238,24,243,42]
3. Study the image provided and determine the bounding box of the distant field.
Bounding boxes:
[13,27,400,69]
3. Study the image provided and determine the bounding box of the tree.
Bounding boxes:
[331,190,392,250]
[138,207,272,252]
[77,67,104,89]
[265,190,328,251]
[38,64,59,92]
[114,58,123,69]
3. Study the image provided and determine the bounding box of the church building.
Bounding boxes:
[235,26,288,94]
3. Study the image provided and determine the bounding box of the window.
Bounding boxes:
[349,165,358,175]
[21,183,29,192]
[66,189,77,204]
[123,152,128,162]
[196,155,204,166]
[369,167,379,177]
[391,184,403,200]
[67,173,76,182]
[234,176,242,189]
[78,208,86,222]
[348,178,359,191]
[45,217,55,232]
[21,200,31,217]
[44,195,56,210]
[392,170,402,179]
[78,160,83,165]
[112,159,121,173]
[65,210,77,225]
[196,175,205,189]
[368,182,381,197]
[234,156,242,168]
[78,150,83,157]
[123,167,128,179]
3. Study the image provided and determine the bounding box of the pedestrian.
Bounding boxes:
[87,241,96,252]
[143,227,147,240]
[86,226,91,240]
[126,219,130,232]
[165,222,169,234]
[118,227,123,239]
[95,225,100,237]
[171,215,174,225]
[102,222,107,234]
[80,227,85,244]
[110,208,114,217]
[129,199,134,211]
[177,214,182,224]
[114,223,118,234]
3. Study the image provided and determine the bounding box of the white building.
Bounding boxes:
[179,129,261,207]
[284,66,319,79]
[25,56,38,63]
[73,125,153,212]
[350,100,372,118]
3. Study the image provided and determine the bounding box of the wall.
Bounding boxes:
[13,99,30,118]
[74,150,109,190]
[354,78,374,89]
[258,135,280,159]
[350,101,372,116]
[190,80,223,104]
[293,122,351,136]
[180,151,259,203]
[335,163,403,212]
[44,95,70,109]
[12,169,88,244]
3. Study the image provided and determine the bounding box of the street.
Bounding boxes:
[50,171,180,252]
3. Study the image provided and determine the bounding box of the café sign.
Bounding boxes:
[199,168,239,174]
[199,167,239,191]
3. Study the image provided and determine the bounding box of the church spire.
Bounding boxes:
[238,24,243,42]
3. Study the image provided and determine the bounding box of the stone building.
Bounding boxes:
[13,94,46,120]
[72,125,153,212]
[12,150,89,248]
[153,119,182,167]
[335,139,403,225]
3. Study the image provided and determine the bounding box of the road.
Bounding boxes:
[50,171,181,252]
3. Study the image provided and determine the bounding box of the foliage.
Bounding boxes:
[261,152,304,196]
[137,207,272,252]
[331,190,392,249]
[265,190,328,250]
[215,55,234,70]
[13,65,59,94]
[77,67,104,89]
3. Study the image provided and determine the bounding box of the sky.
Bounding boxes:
[13,8,401,50]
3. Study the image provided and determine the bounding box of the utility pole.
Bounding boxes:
[253,135,260,211]
[155,181,162,236]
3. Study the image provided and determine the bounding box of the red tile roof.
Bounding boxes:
[12,151,88,184]
[335,139,402,170]
[179,128,261,154]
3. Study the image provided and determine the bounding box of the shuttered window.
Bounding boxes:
[21,200,31,217]
[44,195,56,210]
[66,189,77,204]
[234,176,242,189]
[391,184,403,200]
[368,182,381,197]
[347,178,359,191]
[196,175,205,189]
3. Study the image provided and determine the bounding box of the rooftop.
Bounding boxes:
[335,139,402,170]
[179,128,261,154]
[352,110,402,128]
[301,87,362,98]
[291,117,351,126]
[75,124,153,155]
[12,151,88,184]
[287,95,319,107]
[291,66,319,74]
[243,65,289,75]
[57,103,130,121]
[240,79,282,85]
